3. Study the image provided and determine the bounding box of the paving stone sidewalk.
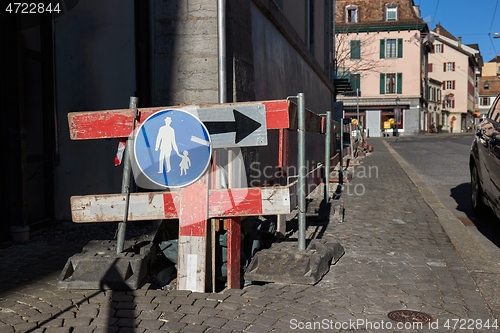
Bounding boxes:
[0,138,497,333]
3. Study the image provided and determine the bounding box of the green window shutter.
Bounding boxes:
[350,40,361,59]
[397,38,403,58]
[397,73,403,94]
[380,73,386,94]
[380,39,385,58]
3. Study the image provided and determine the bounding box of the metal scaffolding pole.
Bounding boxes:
[324,111,332,202]
[298,93,306,251]
[117,96,138,254]
[217,0,226,104]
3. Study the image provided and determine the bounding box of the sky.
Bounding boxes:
[418,0,500,62]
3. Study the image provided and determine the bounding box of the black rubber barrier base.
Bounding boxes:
[58,240,155,290]
[244,239,344,285]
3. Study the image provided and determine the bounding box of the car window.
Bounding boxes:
[489,95,500,123]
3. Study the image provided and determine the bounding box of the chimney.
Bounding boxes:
[413,5,421,17]
[458,37,462,48]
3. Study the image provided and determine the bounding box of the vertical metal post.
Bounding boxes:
[297,93,306,251]
[117,96,138,254]
[356,88,359,121]
[324,111,331,202]
[356,88,360,139]
[349,123,354,159]
[332,0,336,81]
[339,117,344,186]
[217,0,226,104]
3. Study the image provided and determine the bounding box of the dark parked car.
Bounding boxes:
[470,94,500,220]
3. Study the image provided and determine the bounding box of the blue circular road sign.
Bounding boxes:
[134,109,212,188]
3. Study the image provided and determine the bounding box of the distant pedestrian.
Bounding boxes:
[430,123,436,133]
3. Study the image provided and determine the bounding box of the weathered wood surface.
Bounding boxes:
[177,173,209,292]
[67,99,333,140]
[70,186,293,223]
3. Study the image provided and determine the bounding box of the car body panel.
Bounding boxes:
[471,94,500,220]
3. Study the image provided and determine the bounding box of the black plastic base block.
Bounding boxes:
[58,240,155,290]
[244,240,344,285]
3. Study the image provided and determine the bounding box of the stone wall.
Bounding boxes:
[153,0,219,106]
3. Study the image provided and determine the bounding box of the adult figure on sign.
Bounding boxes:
[155,117,181,173]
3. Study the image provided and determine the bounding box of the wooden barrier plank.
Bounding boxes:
[227,217,241,289]
[70,186,292,223]
[68,99,327,140]
[209,188,263,217]
[262,100,289,130]
[70,192,180,222]
[68,108,158,140]
[287,101,324,133]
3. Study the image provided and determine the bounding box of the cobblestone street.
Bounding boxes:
[0,138,498,333]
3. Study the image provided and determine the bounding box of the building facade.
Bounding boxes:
[482,55,500,77]
[1,0,336,236]
[427,77,447,132]
[335,0,431,137]
[428,24,482,133]
[478,56,500,119]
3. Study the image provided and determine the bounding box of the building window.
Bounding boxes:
[480,97,489,106]
[380,38,403,58]
[386,39,396,58]
[428,63,433,72]
[444,62,455,72]
[350,40,361,59]
[350,73,361,91]
[380,73,402,94]
[445,100,454,108]
[307,0,314,54]
[386,74,396,93]
[346,5,358,23]
[385,3,398,21]
[444,80,455,90]
[429,87,437,102]
[433,44,444,53]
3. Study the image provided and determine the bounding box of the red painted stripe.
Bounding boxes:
[179,174,209,237]
[208,188,263,217]
[263,100,290,130]
[69,100,292,140]
[68,108,162,140]
[162,192,180,219]
[159,188,265,219]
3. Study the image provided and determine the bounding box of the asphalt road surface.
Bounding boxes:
[387,133,500,249]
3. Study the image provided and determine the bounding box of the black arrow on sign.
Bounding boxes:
[203,109,262,144]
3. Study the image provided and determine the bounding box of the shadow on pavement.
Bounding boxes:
[450,182,500,248]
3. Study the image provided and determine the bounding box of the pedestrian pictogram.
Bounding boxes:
[134,109,212,188]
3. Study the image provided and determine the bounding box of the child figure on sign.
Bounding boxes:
[179,150,191,176]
